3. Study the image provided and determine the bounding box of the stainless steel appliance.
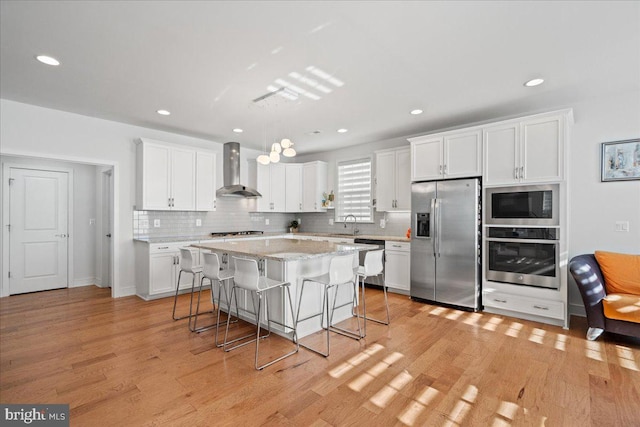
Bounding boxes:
[486,184,559,226]
[410,178,481,310]
[486,227,560,289]
[216,142,262,198]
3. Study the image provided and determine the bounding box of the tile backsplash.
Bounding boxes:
[133,197,410,239]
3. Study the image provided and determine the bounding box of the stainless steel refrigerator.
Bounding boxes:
[410,178,481,310]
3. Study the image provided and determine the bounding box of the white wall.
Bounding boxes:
[566,90,640,313]
[0,155,98,287]
[0,99,261,297]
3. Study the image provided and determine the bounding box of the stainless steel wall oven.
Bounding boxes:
[485,227,560,289]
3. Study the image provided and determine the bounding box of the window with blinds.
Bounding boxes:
[336,158,373,222]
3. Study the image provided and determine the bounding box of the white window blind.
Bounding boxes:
[336,158,373,222]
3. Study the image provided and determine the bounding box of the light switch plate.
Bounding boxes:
[89,218,96,225]
[380,219,386,228]
[196,219,202,227]
[615,221,629,232]
[265,218,270,225]
[329,218,334,225]
[154,219,161,227]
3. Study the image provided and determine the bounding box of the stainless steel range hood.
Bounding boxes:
[216,142,262,198]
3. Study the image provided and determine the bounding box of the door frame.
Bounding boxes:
[0,150,120,298]
[100,169,113,288]
[2,164,74,296]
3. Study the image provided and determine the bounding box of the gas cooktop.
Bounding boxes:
[209,230,264,237]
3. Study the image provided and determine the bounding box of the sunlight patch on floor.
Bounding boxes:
[616,345,639,371]
[554,333,567,351]
[397,386,440,426]
[504,322,523,338]
[430,307,447,316]
[445,310,463,321]
[584,340,604,362]
[462,312,483,326]
[483,316,503,331]
[528,328,546,344]
[369,370,413,408]
[348,351,404,392]
[497,400,519,420]
[329,343,384,378]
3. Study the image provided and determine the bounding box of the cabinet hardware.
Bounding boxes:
[493,298,507,303]
[299,203,302,210]
[158,246,169,250]
[520,166,524,179]
[444,164,447,174]
[392,244,401,248]
[533,305,549,310]
[439,164,443,174]
[55,234,68,238]
[514,167,519,179]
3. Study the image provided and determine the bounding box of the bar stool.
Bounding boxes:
[172,248,208,322]
[223,257,299,370]
[295,253,362,357]
[191,252,239,343]
[355,249,389,337]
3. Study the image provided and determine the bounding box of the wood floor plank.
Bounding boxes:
[1,286,639,426]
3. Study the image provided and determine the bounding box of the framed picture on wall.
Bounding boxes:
[601,138,640,182]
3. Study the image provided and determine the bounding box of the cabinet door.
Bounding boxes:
[196,151,216,211]
[395,148,411,210]
[302,162,328,212]
[521,115,564,183]
[410,136,443,181]
[270,163,286,212]
[150,252,177,294]
[444,130,482,178]
[285,164,303,212]
[483,123,520,186]
[385,250,410,291]
[171,148,196,210]
[142,143,171,210]
[256,163,271,212]
[376,151,396,211]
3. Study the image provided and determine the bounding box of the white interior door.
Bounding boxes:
[9,168,69,294]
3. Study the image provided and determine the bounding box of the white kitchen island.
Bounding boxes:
[191,238,376,339]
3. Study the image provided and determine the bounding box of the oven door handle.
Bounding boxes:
[486,237,559,244]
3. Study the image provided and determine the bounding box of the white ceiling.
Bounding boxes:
[1,1,639,155]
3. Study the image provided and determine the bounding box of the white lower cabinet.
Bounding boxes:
[483,290,564,320]
[384,241,410,293]
[136,241,204,300]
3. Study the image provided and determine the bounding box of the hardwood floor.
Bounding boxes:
[1,286,639,426]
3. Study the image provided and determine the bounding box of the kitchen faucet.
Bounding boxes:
[344,214,359,236]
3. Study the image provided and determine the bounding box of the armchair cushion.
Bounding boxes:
[602,293,640,323]
[594,251,640,295]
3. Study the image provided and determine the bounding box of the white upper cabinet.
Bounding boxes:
[303,161,328,212]
[136,138,200,211]
[409,129,481,182]
[285,163,303,212]
[256,162,286,212]
[196,151,216,211]
[484,112,567,186]
[376,147,411,211]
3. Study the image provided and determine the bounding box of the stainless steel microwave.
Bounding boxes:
[485,184,559,226]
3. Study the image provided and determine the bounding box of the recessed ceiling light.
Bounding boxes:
[410,109,423,115]
[36,55,60,66]
[524,78,544,87]
[233,128,243,133]
[156,109,171,116]
[337,128,348,133]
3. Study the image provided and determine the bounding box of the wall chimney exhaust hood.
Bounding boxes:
[216,142,262,198]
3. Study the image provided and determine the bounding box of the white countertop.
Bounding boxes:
[134,232,410,244]
[191,238,378,261]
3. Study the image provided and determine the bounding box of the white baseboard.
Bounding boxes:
[71,277,96,288]
[569,303,586,317]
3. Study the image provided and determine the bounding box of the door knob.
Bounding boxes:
[106,233,112,238]
[55,234,68,238]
